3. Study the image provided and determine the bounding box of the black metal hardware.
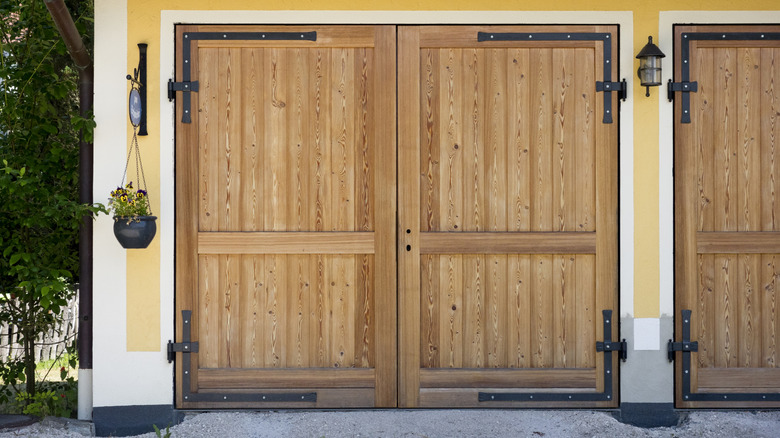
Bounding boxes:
[478,32,619,124]
[479,309,621,403]
[173,310,317,404]
[675,32,780,124]
[174,31,317,123]
[672,309,780,402]
[167,340,198,363]
[134,44,148,136]
[667,338,698,363]
[597,338,628,362]
[596,79,627,103]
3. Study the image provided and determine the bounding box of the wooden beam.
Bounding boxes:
[198,368,376,389]
[697,232,780,253]
[197,232,375,254]
[419,232,596,254]
[419,368,596,388]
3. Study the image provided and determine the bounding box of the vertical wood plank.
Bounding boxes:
[698,254,715,368]
[486,49,507,233]
[372,25,398,406]
[354,254,373,367]
[199,255,219,368]
[332,48,356,232]
[421,254,440,368]
[398,25,420,407]
[764,48,780,231]
[762,255,778,368]
[508,48,530,232]
[199,48,219,232]
[421,48,441,232]
[462,48,485,232]
[738,254,762,367]
[463,255,485,367]
[552,48,576,232]
[530,48,553,233]
[531,255,553,367]
[738,48,762,233]
[575,254,595,368]
[440,255,463,368]
[264,48,288,232]
[508,255,531,368]
[713,48,738,232]
[356,48,374,232]
[696,48,715,232]
[486,255,508,367]
[264,255,286,367]
[312,48,332,232]
[288,48,310,232]
[241,48,263,232]
[440,48,463,232]
[714,254,737,368]
[575,48,595,233]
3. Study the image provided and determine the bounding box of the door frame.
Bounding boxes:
[158,11,635,406]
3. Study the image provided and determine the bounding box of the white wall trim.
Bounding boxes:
[658,11,780,317]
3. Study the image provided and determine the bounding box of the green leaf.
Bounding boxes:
[9,254,21,265]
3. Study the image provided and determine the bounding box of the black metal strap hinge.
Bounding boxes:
[168,80,199,100]
[167,340,199,363]
[168,79,199,123]
[596,80,627,102]
[667,339,698,363]
[597,339,628,362]
[667,80,698,101]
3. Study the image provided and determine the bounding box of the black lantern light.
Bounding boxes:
[636,36,666,97]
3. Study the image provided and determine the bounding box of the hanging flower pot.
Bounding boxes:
[113,215,157,249]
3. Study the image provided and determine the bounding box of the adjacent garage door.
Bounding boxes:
[673,25,780,407]
[173,24,620,409]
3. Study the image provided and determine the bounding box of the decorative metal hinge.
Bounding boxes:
[168,79,200,123]
[667,339,698,363]
[597,338,628,362]
[596,79,627,102]
[167,79,199,101]
[167,340,199,363]
[667,80,698,101]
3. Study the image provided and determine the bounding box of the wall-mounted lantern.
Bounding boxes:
[636,36,665,97]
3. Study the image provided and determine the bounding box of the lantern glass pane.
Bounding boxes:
[638,56,662,86]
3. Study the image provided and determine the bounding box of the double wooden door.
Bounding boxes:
[673,25,780,408]
[174,24,619,409]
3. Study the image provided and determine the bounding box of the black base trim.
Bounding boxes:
[615,403,680,428]
[93,405,184,437]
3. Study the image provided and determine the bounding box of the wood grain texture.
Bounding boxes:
[400,25,616,407]
[177,25,395,408]
[676,25,780,407]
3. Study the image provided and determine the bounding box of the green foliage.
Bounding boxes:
[153,424,173,438]
[15,377,76,419]
[0,0,101,408]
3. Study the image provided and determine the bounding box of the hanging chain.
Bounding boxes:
[120,80,153,215]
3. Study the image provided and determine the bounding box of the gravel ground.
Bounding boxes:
[1,410,780,438]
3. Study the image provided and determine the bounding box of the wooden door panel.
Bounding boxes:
[399,25,618,408]
[674,25,780,408]
[175,25,396,408]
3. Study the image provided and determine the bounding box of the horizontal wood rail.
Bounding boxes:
[697,368,780,391]
[198,232,375,254]
[697,232,780,254]
[419,368,596,388]
[419,232,596,254]
[198,368,376,389]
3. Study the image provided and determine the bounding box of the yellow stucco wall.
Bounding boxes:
[124,0,779,350]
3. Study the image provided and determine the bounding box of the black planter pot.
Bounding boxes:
[113,216,157,249]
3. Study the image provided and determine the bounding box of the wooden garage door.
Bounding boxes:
[673,25,780,407]
[174,25,397,408]
[398,25,619,408]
